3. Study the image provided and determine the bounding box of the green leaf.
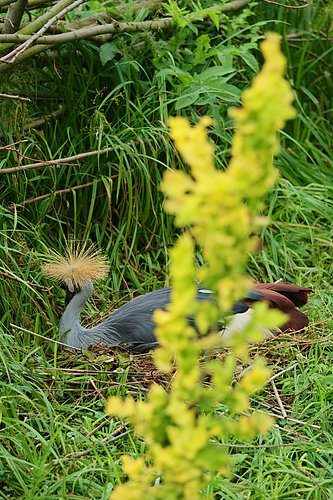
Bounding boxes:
[175,89,201,110]
[207,9,221,29]
[196,84,241,104]
[156,67,193,84]
[239,50,259,73]
[216,47,234,68]
[99,43,120,66]
[195,66,235,84]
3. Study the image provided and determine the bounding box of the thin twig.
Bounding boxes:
[263,0,308,7]
[8,180,102,209]
[87,416,113,437]
[0,270,53,292]
[0,139,28,150]
[0,106,65,140]
[0,147,114,174]
[89,377,105,400]
[10,323,82,350]
[266,410,320,430]
[215,440,314,449]
[0,92,30,100]
[63,428,131,459]
[0,0,85,62]
[271,379,288,418]
[38,366,154,376]
[269,362,298,382]
[20,106,64,132]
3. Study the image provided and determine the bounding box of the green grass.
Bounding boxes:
[1,0,333,497]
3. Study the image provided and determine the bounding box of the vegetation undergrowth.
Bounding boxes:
[0,1,332,498]
[105,33,296,498]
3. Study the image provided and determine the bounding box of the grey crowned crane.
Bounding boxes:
[43,247,312,353]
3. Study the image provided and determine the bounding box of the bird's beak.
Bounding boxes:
[62,284,81,306]
[65,288,76,306]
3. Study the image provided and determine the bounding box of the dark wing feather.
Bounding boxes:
[252,284,311,332]
[280,308,309,332]
[98,287,240,353]
[92,283,310,351]
[254,283,312,307]
[97,288,172,352]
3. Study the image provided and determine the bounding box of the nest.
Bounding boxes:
[35,343,172,403]
[34,326,327,405]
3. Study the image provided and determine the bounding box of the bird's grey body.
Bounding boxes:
[59,280,311,353]
[59,283,248,353]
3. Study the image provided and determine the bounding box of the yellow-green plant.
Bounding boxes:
[106,33,296,499]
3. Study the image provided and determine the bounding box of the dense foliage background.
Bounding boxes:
[0,1,332,498]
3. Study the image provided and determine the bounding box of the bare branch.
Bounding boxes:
[9,180,100,208]
[0,18,173,45]
[263,0,308,7]
[0,0,17,8]
[0,0,85,62]
[0,92,30,100]
[0,0,83,53]
[271,379,288,418]
[0,0,253,68]
[2,0,28,34]
[0,139,28,151]
[0,0,254,46]
[0,147,114,174]
[212,0,253,12]
[0,43,49,68]
[0,107,64,138]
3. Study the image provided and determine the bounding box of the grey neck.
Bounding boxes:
[59,280,94,344]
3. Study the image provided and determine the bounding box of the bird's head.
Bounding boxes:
[42,243,109,302]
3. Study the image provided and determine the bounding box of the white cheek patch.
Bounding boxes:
[220,308,278,342]
[220,309,253,340]
[198,289,214,294]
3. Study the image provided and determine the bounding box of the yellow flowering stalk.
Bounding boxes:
[106,33,295,499]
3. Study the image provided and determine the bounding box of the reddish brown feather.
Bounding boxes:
[250,283,312,332]
[254,283,312,307]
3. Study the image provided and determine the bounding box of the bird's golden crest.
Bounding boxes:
[42,243,109,291]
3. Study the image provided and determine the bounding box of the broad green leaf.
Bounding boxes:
[239,50,259,73]
[99,43,120,66]
[175,89,201,110]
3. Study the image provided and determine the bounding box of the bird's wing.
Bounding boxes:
[254,283,312,307]
[252,285,310,332]
[100,288,172,352]
[100,287,232,352]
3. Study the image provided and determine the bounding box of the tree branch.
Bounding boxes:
[2,0,28,34]
[9,180,100,208]
[0,18,173,45]
[0,147,114,174]
[0,0,85,61]
[0,0,17,8]
[0,0,254,46]
[0,0,83,53]
[217,0,253,11]
[0,92,30,100]
[0,0,253,68]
